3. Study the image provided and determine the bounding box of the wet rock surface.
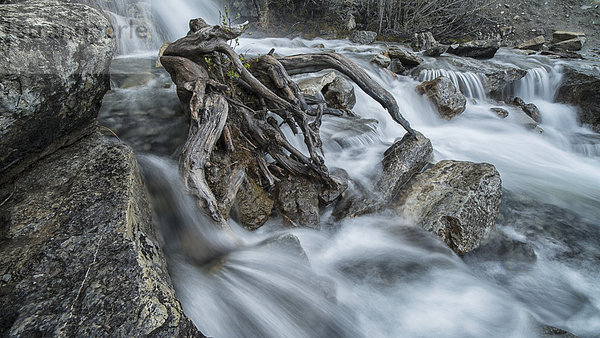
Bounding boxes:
[556,64,600,132]
[0,133,201,336]
[393,160,502,254]
[275,175,321,228]
[322,77,356,111]
[0,1,115,185]
[513,97,542,123]
[417,76,466,120]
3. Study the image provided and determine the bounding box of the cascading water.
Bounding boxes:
[418,69,487,100]
[98,1,600,336]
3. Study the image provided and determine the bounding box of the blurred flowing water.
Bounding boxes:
[97,1,600,337]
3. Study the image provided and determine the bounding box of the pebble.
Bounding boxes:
[2,274,12,282]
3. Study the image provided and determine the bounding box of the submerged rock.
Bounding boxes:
[417,76,466,120]
[491,107,509,118]
[447,40,500,59]
[350,30,377,45]
[0,133,200,336]
[0,1,115,185]
[556,64,600,132]
[393,160,502,254]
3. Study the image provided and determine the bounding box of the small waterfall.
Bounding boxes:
[418,69,487,100]
[513,65,563,101]
[94,0,223,54]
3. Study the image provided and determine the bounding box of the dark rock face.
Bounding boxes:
[388,46,424,68]
[322,77,356,110]
[552,31,585,44]
[275,175,321,228]
[550,38,585,52]
[447,40,500,59]
[416,76,466,120]
[0,133,201,336]
[0,1,115,185]
[393,160,502,254]
[411,31,438,51]
[350,30,377,44]
[556,65,600,132]
[513,97,541,123]
[423,45,448,57]
[235,177,274,230]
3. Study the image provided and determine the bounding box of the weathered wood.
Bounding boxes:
[278,52,416,136]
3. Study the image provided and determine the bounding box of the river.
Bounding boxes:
[97,0,600,336]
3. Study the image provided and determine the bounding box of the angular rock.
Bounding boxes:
[275,175,321,228]
[349,30,377,45]
[0,1,115,185]
[552,31,585,44]
[513,97,541,123]
[518,35,546,51]
[550,38,585,52]
[393,160,502,254]
[417,76,466,120]
[388,46,424,68]
[556,65,600,132]
[371,53,391,68]
[296,71,336,96]
[540,50,584,59]
[322,77,356,110]
[490,107,509,119]
[423,45,448,57]
[447,40,500,59]
[375,131,433,201]
[0,133,201,336]
[411,31,438,51]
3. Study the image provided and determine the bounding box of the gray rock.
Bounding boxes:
[0,133,201,336]
[552,31,585,44]
[518,35,546,50]
[375,131,433,201]
[388,46,424,68]
[371,53,391,68]
[550,38,585,52]
[322,77,356,110]
[0,1,115,185]
[423,45,448,57]
[333,131,433,220]
[411,31,438,51]
[349,30,377,45]
[296,71,337,97]
[513,97,541,123]
[447,40,500,59]
[390,59,406,74]
[491,107,509,118]
[275,175,321,228]
[393,160,502,254]
[416,76,467,120]
[556,64,600,132]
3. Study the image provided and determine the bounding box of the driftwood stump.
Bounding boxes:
[160,18,415,228]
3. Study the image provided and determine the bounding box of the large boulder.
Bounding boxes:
[350,30,377,45]
[556,65,600,132]
[0,1,115,185]
[416,76,466,120]
[0,133,201,336]
[393,160,502,254]
[447,40,500,59]
[296,71,336,97]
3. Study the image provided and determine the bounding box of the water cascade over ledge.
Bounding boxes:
[97,1,600,336]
